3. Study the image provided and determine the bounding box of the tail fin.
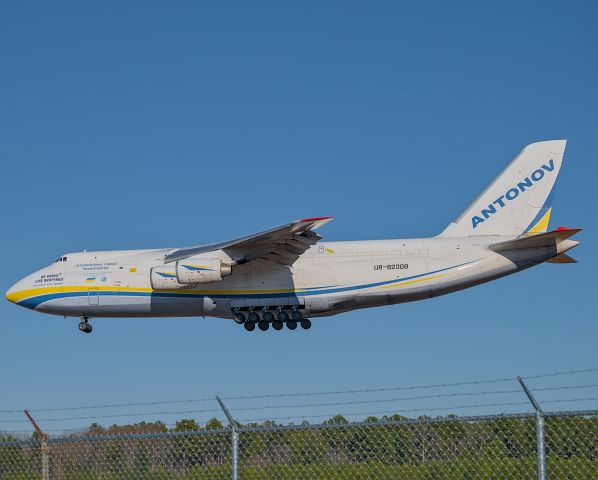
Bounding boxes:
[440,140,566,237]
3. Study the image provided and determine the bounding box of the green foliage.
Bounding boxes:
[324,415,348,425]
[174,419,200,432]
[205,418,224,431]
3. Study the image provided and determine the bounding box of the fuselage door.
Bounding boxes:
[88,288,99,305]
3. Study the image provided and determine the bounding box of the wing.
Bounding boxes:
[164,217,333,266]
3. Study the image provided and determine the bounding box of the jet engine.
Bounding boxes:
[176,258,232,284]
[150,266,186,290]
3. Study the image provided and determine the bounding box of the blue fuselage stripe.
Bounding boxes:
[18,260,478,309]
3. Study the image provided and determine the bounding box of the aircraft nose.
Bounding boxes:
[6,282,20,304]
[6,278,27,304]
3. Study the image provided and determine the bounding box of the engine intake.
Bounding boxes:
[176,258,232,284]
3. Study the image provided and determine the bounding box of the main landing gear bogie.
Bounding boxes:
[233,307,310,332]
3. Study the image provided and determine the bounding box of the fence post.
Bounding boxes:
[216,396,239,480]
[24,410,49,480]
[517,376,546,480]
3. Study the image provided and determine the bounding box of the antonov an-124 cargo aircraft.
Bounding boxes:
[6,140,580,333]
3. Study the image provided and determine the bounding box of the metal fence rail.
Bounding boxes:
[1,410,596,479]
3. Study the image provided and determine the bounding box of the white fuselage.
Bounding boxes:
[6,235,560,322]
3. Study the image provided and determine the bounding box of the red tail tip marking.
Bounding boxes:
[555,226,582,232]
[300,216,334,222]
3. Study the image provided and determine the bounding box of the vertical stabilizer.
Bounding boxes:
[440,140,566,237]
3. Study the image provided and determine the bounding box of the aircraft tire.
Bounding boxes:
[248,312,260,323]
[300,319,311,330]
[277,310,289,322]
[79,321,92,333]
[272,320,283,330]
[286,320,297,330]
[258,320,269,331]
[244,321,255,332]
[263,311,274,323]
[292,310,303,322]
[234,312,246,324]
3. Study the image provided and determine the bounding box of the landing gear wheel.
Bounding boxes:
[286,320,297,330]
[292,310,303,322]
[78,315,92,334]
[248,312,260,323]
[300,319,311,330]
[78,321,92,333]
[234,312,246,324]
[272,320,283,330]
[263,311,274,323]
[244,321,255,332]
[258,320,269,331]
[277,310,289,322]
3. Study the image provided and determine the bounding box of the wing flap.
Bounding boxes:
[261,252,294,265]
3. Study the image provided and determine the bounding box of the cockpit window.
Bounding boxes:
[54,256,68,262]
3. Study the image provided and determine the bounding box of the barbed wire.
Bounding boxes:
[237,402,535,423]
[1,386,595,426]
[0,397,217,415]
[0,408,223,424]
[223,368,598,402]
[0,367,594,415]
[2,396,596,433]
[225,383,598,414]
[534,383,598,392]
[225,388,526,413]
[237,397,598,423]
[523,368,597,380]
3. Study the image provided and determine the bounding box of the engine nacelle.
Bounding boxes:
[176,258,232,284]
[150,266,186,290]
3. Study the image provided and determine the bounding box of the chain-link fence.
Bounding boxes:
[1,410,595,479]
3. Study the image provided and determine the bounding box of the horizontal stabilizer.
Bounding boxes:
[489,227,581,252]
[546,253,577,264]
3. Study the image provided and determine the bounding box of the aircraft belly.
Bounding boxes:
[83,295,153,317]
[427,253,514,298]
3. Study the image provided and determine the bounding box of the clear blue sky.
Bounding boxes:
[1,1,596,432]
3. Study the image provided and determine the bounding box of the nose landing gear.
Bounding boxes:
[78,316,92,334]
